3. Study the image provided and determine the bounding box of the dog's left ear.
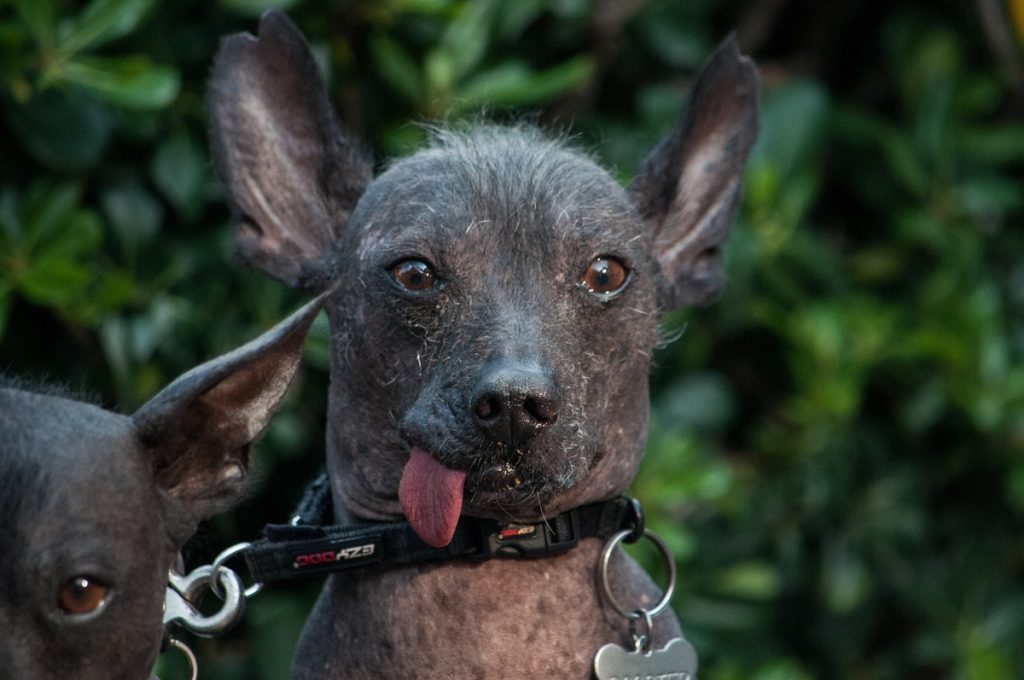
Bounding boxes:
[208,9,372,292]
[630,35,759,310]
[132,297,322,522]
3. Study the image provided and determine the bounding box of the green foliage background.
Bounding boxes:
[2,0,1023,677]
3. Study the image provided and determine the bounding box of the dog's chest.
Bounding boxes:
[292,540,682,678]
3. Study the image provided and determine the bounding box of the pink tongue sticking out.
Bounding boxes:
[399,447,467,548]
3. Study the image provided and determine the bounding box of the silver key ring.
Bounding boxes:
[162,637,198,680]
[210,542,262,599]
[597,528,676,619]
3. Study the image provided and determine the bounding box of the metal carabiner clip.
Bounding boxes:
[163,564,246,637]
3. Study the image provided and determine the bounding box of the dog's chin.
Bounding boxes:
[462,466,552,515]
[462,485,552,518]
[460,455,588,519]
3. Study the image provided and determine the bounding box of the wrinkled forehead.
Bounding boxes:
[1,390,149,563]
[0,390,141,500]
[349,129,646,261]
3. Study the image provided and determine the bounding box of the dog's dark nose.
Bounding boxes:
[472,362,559,445]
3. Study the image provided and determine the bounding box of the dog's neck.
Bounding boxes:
[292,540,683,679]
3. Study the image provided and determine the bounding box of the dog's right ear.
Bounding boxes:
[132,296,322,533]
[208,9,372,292]
[629,36,759,310]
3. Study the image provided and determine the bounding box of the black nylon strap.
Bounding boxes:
[288,471,332,526]
[246,517,479,583]
[244,477,641,585]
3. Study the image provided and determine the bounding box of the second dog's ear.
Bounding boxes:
[208,9,372,291]
[630,36,759,310]
[132,297,322,529]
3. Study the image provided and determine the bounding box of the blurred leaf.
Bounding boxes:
[391,0,453,12]
[747,80,829,238]
[751,660,814,680]
[961,628,1012,680]
[34,208,102,263]
[494,0,545,41]
[435,0,495,84]
[751,80,828,185]
[2,87,113,172]
[90,269,136,309]
[14,201,102,307]
[61,55,180,109]
[713,562,781,600]
[378,123,428,157]
[303,312,332,370]
[264,409,311,458]
[637,427,731,505]
[57,0,157,56]
[247,593,310,680]
[657,372,737,431]
[369,32,423,104]
[99,296,187,403]
[635,9,710,69]
[821,542,870,613]
[218,0,300,18]
[457,55,593,109]
[1007,464,1024,513]
[18,256,91,306]
[958,176,1023,216]
[890,25,961,115]
[100,180,162,266]
[424,51,455,101]
[22,182,82,249]
[912,79,953,182]
[636,84,685,130]
[0,188,19,243]
[12,0,56,50]
[0,285,11,340]
[151,130,208,221]
[548,0,588,19]
[960,125,1024,164]
[684,594,764,632]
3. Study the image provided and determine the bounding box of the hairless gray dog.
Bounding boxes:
[209,10,758,677]
[0,298,320,679]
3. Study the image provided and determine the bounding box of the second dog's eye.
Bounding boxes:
[58,576,109,617]
[580,257,629,296]
[391,259,437,292]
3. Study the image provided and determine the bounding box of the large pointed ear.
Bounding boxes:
[208,9,372,292]
[629,35,759,309]
[132,296,322,521]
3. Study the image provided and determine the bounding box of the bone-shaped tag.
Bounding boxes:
[593,637,698,680]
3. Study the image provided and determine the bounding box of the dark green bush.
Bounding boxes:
[2,1,1022,677]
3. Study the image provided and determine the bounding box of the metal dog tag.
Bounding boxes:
[593,637,698,680]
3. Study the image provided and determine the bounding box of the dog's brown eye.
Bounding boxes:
[581,257,628,295]
[58,576,108,616]
[391,260,437,292]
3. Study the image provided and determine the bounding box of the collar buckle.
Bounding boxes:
[475,508,581,559]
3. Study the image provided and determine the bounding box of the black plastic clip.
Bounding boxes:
[623,497,645,544]
[476,509,581,559]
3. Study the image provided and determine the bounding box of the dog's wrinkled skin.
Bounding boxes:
[210,10,758,677]
[0,299,319,680]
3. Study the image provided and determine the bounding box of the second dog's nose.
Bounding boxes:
[472,362,559,445]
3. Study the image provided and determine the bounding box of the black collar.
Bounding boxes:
[244,473,644,585]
